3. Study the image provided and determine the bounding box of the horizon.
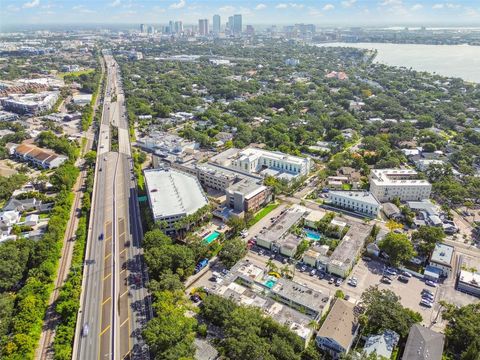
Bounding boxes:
[1,0,480,29]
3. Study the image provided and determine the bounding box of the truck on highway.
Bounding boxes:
[194,258,209,274]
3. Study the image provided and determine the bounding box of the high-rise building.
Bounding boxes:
[213,14,221,34]
[246,25,255,36]
[140,24,147,33]
[169,20,175,34]
[198,19,209,36]
[233,14,242,35]
[227,16,234,33]
[174,21,183,34]
[148,26,155,34]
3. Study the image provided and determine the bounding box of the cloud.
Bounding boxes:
[411,4,423,11]
[341,0,357,8]
[308,7,323,16]
[255,3,267,10]
[446,3,460,8]
[323,4,334,11]
[109,0,121,7]
[23,0,40,9]
[276,3,303,9]
[72,5,94,13]
[153,6,166,13]
[432,3,444,9]
[380,0,402,6]
[7,4,20,12]
[219,5,235,12]
[169,0,186,10]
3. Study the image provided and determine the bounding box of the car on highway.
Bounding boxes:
[420,299,433,308]
[99,233,104,240]
[82,323,89,337]
[425,280,438,287]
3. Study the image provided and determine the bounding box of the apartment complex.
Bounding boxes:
[327,191,380,218]
[144,168,209,232]
[0,91,59,114]
[369,168,432,202]
[225,178,267,213]
[226,147,311,181]
[209,260,331,344]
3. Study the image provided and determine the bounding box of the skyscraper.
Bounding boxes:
[233,14,242,35]
[169,20,175,34]
[175,21,183,34]
[213,14,221,35]
[140,24,146,33]
[198,19,209,36]
[227,16,234,33]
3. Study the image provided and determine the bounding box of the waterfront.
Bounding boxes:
[318,42,480,83]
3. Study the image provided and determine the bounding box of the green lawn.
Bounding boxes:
[248,203,279,227]
[342,183,352,190]
[58,69,94,78]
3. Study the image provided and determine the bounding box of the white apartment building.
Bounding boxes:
[327,191,380,218]
[229,147,311,181]
[0,91,59,115]
[369,168,432,202]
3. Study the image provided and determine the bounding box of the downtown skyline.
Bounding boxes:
[1,0,480,28]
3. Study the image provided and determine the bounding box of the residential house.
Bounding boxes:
[363,330,399,359]
[429,243,454,278]
[402,325,444,360]
[315,299,358,359]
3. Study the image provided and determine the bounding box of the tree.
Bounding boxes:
[442,303,480,359]
[412,226,445,257]
[227,216,246,237]
[386,219,403,232]
[219,238,247,269]
[379,232,416,267]
[50,163,80,191]
[360,286,422,338]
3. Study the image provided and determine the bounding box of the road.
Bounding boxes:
[73,52,150,360]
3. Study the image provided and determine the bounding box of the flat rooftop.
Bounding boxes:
[237,147,307,166]
[144,168,208,219]
[329,223,372,269]
[430,243,454,267]
[458,270,480,289]
[329,190,380,207]
[227,178,266,199]
[370,168,430,186]
[258,207,306,244]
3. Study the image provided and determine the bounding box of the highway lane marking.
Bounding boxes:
[123,351,131,360]
[99,325,111,337]
[120,289,128,298]
[105,253,112,260]
[103,273,111,281]
[102,296,111,305]
[120,248,127,255]
[120,317,129,328]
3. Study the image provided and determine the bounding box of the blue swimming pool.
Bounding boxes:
[305,229,321,241]
[203,231,220,244]
[265,279,277,288]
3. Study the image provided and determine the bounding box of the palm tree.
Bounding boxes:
[266,259,278,273]
[280,264,292,279]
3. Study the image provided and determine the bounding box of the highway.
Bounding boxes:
[73,51,151,360]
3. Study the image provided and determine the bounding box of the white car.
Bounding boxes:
[420,299,433,308]
[348,277,358,287]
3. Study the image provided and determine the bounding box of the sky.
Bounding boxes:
[1,0,480,27]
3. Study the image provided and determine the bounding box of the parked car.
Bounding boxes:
[422,288,434,296]
[318,272,325,280]
[381,277,392,284]
[301,265,307,272]
[422,293,434,301]
[402,271,412,278]
[362,256,372,262]
[328,277,334,284]
[420,299,433,308]
[310,269,317,276]
[347,277,358,287]
[425,280,438,287]
[398,275,409,283]
[385,268,397,276]
[335,278,342,287]
[259,249,265,256]
[190,294,201,303]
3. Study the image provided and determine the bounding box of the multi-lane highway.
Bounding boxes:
[73,51,150,360]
